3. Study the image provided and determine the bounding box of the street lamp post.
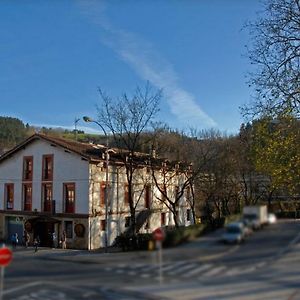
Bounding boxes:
[83,116,109,253]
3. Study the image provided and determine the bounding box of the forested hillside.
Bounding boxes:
[0,116,106,155]
[0,116,29,153]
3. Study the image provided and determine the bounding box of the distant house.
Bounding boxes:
[0,134,193,249]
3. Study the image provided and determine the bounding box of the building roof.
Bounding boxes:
[0,133,107,164]
[0,133,188,171]
[0,133,155,165]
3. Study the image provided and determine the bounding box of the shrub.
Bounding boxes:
[114,233,153,251]
[224,214,241,225]
[163,224,207,248]
[137,233,153,250]
[276,211,300,219]
[114,217,237,251]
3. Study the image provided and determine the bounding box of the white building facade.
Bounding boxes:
[0,134,193,250]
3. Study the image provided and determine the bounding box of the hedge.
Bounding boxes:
[114,215,243,252]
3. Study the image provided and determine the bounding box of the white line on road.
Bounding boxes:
[201,266,226,277]
[182,264,213,278]
[161,261,187,272]
[3,281,45,295]
[128,271,137,275]
[166,263,199,275]
[116,263,127,268]
[225,266,256,276]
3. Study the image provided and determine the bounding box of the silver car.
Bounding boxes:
[222,222,246,244]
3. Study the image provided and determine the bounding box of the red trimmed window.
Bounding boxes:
[187,209,191,221]
[42,155,53,181]
[100,219,106,231]
[145,185,151,208]
[161,212,166,226]
[42,183,52,212]
[23,183,32,211]
[124,184,129,205]
[174,186,179,199]
[23,156,33,181]
[5,183,14,210]
[65,221,73,238]
[160,185,167,201]
[100,182,106,206]
[186,187,191,201]
[125,216,131,227]
[64,183,75,213]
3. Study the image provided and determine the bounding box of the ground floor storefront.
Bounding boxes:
[0,213,89,249]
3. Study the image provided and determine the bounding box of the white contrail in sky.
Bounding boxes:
[78,1,217,129]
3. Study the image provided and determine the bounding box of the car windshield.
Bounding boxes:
[226,226,242,234]
[244,214,257,221]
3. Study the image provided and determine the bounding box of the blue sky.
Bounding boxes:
[0,0,262,134]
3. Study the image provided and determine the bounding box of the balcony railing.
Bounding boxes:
[65,204,74,214]
[24,203,32,211]
[43,200,52,212]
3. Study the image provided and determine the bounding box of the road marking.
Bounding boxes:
[201,266,226,277]
[116,263,127,268]
[128,271,137,275]
[3,281,44,295]
[225,266,256,276]
[161,261,187,272]
[166,263,198,275]
[3,280,88,296]
[14,289,68,300]
[82,291,99,298]
[138,264,160,272]
[200,244,240,261]
[122,263,145,270]
[116,269,125,274]
[182,264,213,278]
[255,262,266,269]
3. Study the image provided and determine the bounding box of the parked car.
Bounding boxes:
[243,214,262,230]
[222,222,247,244]
[267,213,277,224]
[239,219,253,236]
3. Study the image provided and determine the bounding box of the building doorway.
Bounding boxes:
[34,221,54,247]
[28,216,60,247]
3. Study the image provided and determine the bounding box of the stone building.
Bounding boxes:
[0,134,193,249]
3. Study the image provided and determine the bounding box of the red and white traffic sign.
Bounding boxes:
[0,247,13,267]
[152,227,165,241]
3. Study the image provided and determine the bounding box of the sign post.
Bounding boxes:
[152,228,165,285]
[0,246,13,300]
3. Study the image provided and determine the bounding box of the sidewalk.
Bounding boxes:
[12,228,230,265]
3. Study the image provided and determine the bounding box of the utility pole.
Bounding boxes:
[83,116,109,253]
[74,117,80,141]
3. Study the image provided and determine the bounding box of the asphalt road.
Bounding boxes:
[2,219,300,299]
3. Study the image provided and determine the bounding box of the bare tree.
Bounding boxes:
[96,83,162,238]
[150,159,193,228]
[149,128,221,227]
[243,0,300,118]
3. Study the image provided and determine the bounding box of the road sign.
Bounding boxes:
[153,227,165,241]
[0,247,12,267]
